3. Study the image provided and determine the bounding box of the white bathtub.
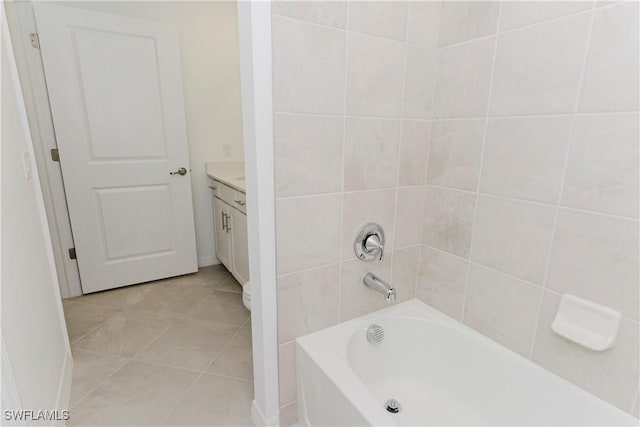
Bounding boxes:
[296,299,637,426]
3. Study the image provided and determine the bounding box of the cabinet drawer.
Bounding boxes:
[232,191,247,214]
[211,180,236,205]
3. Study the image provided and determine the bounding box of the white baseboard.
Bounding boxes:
[55,350,73,410]
[251,400,278,427]
[198,255,220,268]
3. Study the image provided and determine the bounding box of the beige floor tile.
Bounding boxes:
[160,373,253,427]
[134,320,238,371]
[215,277,243,293]
[185,291,250,326]
[207,328,253,380]
[72,310,176,358]
[69,349,128,408]
[64,267,254,425]
[67,283,156,309]
[196,265,236,286]
[128,283,211,318]
[68,360,198,427]
[63,301,123,343]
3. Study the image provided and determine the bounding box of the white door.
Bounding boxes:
[34,4,197,293]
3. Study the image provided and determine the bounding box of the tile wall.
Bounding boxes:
[271,0,639,422]
[271,1,433,420]
[416,0,639,416]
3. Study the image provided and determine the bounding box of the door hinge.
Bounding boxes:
[50,148,60,162]
[29,33,40,49]
[68,248,77,260]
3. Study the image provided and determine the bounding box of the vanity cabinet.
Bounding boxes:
[210,179,249,285]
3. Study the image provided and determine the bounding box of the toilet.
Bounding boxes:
[242,281,251,311]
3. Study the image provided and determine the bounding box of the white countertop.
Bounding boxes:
[206,161,246,193]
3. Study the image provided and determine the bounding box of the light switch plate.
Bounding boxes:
[22,151,33,180]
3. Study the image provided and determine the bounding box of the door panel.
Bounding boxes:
[230,208,249,285]
[96,185,174,260]
[74,28,166,160]
[34,4,197,292]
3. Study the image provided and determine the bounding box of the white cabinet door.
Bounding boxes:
[34,4,197,292]
[230,208,249,285]
[213,197,231,270]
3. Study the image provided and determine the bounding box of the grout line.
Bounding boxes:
[388,1,412,298]
[272,1,614,54]
[273,12,430,50]
[436,4,597,51]
[422,184,640,222]
[423,243,640,325]
[460,2,503,324]
[415,0,442,300]
[272,109,640,122]
[335,1,350,324]
[278,261,342,279]
[277,184,640,223]
[157,322,249,426]
[527,1,598,360]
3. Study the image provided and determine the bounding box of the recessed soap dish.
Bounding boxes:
[551,294,621,352]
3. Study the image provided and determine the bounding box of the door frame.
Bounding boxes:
[237,2,280,425]
[5,2,82,298]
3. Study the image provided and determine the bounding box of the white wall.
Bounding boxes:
[1,8,71,417]
[51,1,244,268]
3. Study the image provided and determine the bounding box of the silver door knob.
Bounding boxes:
[170,167,188,176]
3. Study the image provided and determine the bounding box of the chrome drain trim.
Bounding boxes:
[386,398,400,414]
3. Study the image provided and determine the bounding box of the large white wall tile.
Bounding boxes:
[340,256,392,321]
[546,209,639,320]
[275,114,344,197]
[561,113,639,218]
[417,246,468,320]
[276,195,341,274]
[406,1,441,48]
[398,121,430,186]
[480,117,572,203]
[532,291,639,412]
[579,2,639,112]
[278,341,296,406]
[390,246,420,303]
[341,189,396,260]
[346,34,405,117]
[464,264,542,356]
[423,186,476,258]
[343,118,400,191]
[394,186,426,249]
[470,196,555,284]
[433,37,496,118]
[272,16,346,114]
[272,1,347,28]
[490,13,591,115]
[438,1,500,47]
[347,1,408,41]
[427,119,485,191]
[499,1,593,31]
[277,264,340,344]
[403,47,437,119]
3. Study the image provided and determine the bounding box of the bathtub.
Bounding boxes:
[296,299,637,426]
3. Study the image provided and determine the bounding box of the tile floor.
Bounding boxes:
[62,265,253,426]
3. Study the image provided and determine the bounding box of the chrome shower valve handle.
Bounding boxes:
[354,223,385,262]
